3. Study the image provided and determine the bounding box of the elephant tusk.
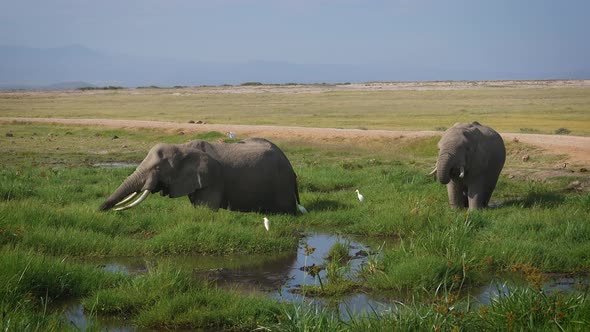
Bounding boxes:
[114,192,138,207]
[427,167,437,176]
[114,190,150,211]
[459,166,465,178]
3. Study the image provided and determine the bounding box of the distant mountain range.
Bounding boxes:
[1,45,588,90]
[0,81,96,90]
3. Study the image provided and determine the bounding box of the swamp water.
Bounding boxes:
[58,233,389,330]
[57,233,589,330]
[476,273,590,305]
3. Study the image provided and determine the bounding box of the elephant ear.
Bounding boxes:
[167,150,216,198]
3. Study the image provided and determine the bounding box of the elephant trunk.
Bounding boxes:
[437,153,454,185]
[100,168,148,211]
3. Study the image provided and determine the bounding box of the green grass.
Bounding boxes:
[1,122,590,330]
[0,250,126,331]
[0,166,298,256]
[2,86,590,134]
[85,267,281,330]
[327,241,350,265]
[194,130,226,140]
[264,288,590,331]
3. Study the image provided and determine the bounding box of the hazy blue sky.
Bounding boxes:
[1,0,589,73]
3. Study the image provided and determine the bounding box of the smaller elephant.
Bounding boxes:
[430,122,505,209]
[100,138,304,214]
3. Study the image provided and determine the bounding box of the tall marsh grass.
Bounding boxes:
[85,266,281,330]
[1,122,590,329]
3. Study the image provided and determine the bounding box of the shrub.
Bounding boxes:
[555,128,571,135]
[137,85,162,89]
[78,86,124,91]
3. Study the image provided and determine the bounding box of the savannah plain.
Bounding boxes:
[1,80,590,331]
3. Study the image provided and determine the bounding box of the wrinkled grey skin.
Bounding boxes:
[100,138,301,214]
[435,122,505,209]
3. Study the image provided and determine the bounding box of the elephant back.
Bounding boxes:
[204,138,285,168]
[449,122,502,142]
[186,140,217,155]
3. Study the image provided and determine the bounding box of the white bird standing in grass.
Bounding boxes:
[297,204,308,214]
[263,217,270,231]
[355,189,364,202]
[226,131,237,140]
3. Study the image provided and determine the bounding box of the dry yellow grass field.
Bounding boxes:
[1,81,589,135]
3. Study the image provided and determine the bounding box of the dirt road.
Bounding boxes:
[2,117,590,166]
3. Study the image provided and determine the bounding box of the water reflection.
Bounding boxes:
[476,282,512,305]
[53,299,136,331]
[63,232,590,328]
[268,233,392,317]
[78,233,391,318]
[543,273,590,293]
[277,233,370,296]
[475,273,590,305]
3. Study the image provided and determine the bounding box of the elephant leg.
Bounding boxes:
[447,180,467,208]
[274,193,297,214]
[467,181,491,209]
[188,187,223,211]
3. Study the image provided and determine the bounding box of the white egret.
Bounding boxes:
[263,217,270,231]
[298,204,308,214]
[355,189,364,202]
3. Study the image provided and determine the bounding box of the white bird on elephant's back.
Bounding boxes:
[355,189,364,202]
[263,217,270,231]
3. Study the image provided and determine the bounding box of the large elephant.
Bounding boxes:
[100,138,303,214]
[430,122,505,209]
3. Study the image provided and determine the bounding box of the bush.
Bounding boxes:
[240,82,263,86]
[555,128,571,135]
[78,86,124,91]
[137,85,162,89]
